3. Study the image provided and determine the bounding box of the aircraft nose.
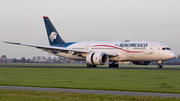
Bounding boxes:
[169,51,175,59]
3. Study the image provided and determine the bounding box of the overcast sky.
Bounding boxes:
[0,0,180,59]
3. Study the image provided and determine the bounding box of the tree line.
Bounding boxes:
[0,55,86,64]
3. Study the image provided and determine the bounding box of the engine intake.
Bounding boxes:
[131,61,151,65]
[86,52,109,65]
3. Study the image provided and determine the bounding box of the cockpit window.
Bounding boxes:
[162,47,171,50]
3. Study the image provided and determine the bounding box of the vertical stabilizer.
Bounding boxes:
[43,16,65,45]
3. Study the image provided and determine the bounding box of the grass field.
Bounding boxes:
[0,89,180,101]
[0,67,180,94]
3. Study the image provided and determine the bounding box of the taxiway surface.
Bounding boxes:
[0,86,180,98]
[0,65,180,70]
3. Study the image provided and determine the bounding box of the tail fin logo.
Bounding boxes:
[49,32,57,42]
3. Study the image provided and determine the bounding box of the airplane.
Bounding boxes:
[3,16,175,68]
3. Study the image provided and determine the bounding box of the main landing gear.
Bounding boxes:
[86,64,97,68]
[109,62,119,68]
[86,62,119,68]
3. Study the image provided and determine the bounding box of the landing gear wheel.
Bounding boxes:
[86,64,97,68]
[109,64,112,68]
[116,64,119,67]
[87,64,91,67]
[109,64,119,68]
[92,65,97,68]
[157,64,163,68]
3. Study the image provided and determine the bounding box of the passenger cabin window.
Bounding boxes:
[162,47,171,50]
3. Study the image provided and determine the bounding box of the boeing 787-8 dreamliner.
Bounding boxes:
[4,16,175,68]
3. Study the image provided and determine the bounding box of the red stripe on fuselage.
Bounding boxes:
[92,45,144,53]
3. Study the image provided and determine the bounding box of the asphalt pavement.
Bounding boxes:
[0,65,180,70]
[0,86,180,98]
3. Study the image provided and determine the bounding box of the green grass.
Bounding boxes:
[0,89,180,101]
[0,67,180,94]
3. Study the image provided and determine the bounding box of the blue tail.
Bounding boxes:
[43,16,65,45]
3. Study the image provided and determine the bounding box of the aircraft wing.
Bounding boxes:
[3,41,117,57]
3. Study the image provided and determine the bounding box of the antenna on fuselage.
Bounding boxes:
[124,40,130,42]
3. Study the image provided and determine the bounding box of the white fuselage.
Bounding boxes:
[48,41,175,62]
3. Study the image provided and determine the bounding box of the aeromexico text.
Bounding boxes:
[118,43,148,47]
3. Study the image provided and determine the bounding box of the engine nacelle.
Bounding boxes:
[131,61,151,65]
[86,52,109,65]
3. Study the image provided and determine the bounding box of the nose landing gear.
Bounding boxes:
[157,61,163,68]
[157,64,162,68]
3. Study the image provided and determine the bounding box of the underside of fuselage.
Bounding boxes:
[47,51,85,60]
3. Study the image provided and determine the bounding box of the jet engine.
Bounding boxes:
[131,61,151,65]
[86,52,109,65]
